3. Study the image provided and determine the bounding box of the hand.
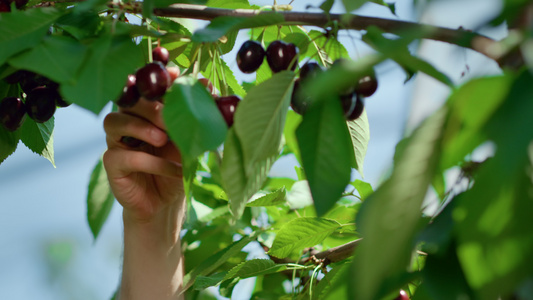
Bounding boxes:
[103,99,184,223]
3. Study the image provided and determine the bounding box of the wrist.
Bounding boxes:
[123,199,186,248]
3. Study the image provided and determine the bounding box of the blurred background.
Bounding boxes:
[0,0,504,299]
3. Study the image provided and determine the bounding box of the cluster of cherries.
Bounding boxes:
[235,39,376,121]
[0,70,69,131]
[223,40,299,127]
[293,58,378,120]
[0,0,27,12]
[116,46,178,108]
[202,39,299,129]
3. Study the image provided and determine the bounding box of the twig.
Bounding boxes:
[151,4,499,60]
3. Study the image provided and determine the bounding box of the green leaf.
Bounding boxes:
[224,259,289,280]
[362,27,452,86]
[347,110,370,176]
[182,232,258,293]
[246,188,286,207]
[314,261,351,300]
[0,8,62,65]
[296,98,353,216]
[320,0,335,13]
[87,158,115,240]
[453,70,533,299]
[0,126,19,165]
[221,72,295,218]
[192,14,285,43]
[421,240,474,300]
[441,74,513,169]
[307,30,350,64]
[342,0,365,12]
[220,129,247,219]
[268,217,341,258]
[19,117,55,167]
[193,272,228,290]
[60,35,143,114]
[351,179,373,200]
[234,71,295,172]
[163,77,227,161]
[287,180,314,209]
[203,56,245,97]
[8,35,88,85]
[351,107,448,299]
[283,110,302,164]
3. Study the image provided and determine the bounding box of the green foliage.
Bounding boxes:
[87,158,115,239]
[1,1,532,299]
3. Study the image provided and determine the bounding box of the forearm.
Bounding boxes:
[119,199,186,300]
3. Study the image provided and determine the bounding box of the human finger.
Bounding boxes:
[103,112,168,148]
[103,148,182,179]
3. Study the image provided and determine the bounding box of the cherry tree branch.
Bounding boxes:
[150,4,500,61]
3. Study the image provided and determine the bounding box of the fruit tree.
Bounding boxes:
[1,0,533,299]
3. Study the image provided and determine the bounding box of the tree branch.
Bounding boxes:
[150,4,500,61]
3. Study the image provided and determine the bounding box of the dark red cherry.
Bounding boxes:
[215,95,241,127]
[299,61,322,81]
[266,41,299,73]
[345,93,365,121]
[236,40,265,73]
[0,97,26,131]
[152,47,170,66]
[25,87,58,123]
[355,70,378,97]
[291,79,310,115]
[0,0,10,12]
[117,74,140,108]
[135,62,171,101]
[3,70,30,84]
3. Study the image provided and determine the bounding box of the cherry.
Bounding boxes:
[135,62,171,101]
[236,40,265,73]
[356,70,378,97]
[0,0,9,12]
[299,61,322,81]
[215,95,240,127]
[266,41,299,73]
[0,97,26,131]
[25,87,58,123]
[394,290,409,300]
[3,70,30,84]
[152,46,170,66]
[116,74,140,108]
[345,93,365,121]
[290,79,310,115]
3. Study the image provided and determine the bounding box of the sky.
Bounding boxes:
[0,0,505,299]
